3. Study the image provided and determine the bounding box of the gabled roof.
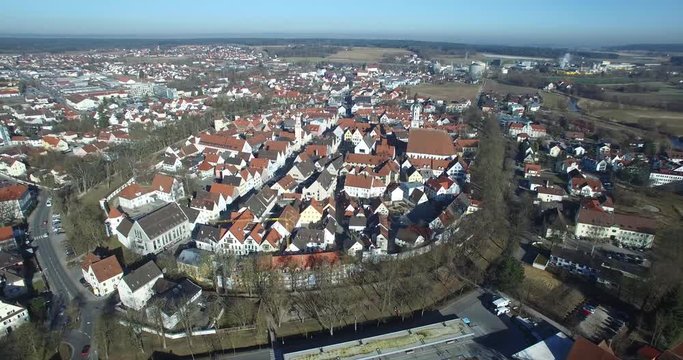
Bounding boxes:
[121,261,162,293]
[407,128,455,157]
[85,255,123,283]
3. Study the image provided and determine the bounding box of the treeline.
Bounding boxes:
[263,45,340,58]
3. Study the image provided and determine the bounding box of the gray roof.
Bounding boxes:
[137,203,190,240]
[192,224,220,243]
[349,216,367,228]
[152,278,202,317]
[243,188,276,218]
[117,217,134,237]
[223,175,242,186]
[121,261,162,293]
[293,161,315,179]
[313,170,335,189]
[291,228,325,250]
[177,248,205,267]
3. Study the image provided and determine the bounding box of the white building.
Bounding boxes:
[81,254,124,297]
[574,207,656,249]
[0,301,29,337]
[118,261,164,311]
[114,202,195,255]
[649,170,683,187]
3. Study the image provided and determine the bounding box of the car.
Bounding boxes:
[46,199,52,207]
[80,345,90,357]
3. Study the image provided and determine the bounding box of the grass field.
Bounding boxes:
[408,83,480,101]
[578,97,683,134]
[541,92,568,111]
[484,79,539,95]
[281,47,413,64]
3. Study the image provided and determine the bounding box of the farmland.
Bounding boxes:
[484,79,539,96]
[408,83,480,101]
[278,47,413,63]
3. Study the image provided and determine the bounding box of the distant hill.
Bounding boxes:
[605,44,683,52]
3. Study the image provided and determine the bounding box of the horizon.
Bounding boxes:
[2,0,682,47]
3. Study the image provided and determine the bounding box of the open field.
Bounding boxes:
[578,97,683,134]
[615,183,683,226]
[434,53,487,64]
[408,83,480,101]
[281,47,413,64]
[327,47,412,62]
[484,80,539,95]
[519,265,585,321]
[540,92,568,111]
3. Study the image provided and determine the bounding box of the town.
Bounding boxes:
[0,21,683,360]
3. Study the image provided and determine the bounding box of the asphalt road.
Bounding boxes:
[30,192,105,360]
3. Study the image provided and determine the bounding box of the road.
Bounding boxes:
[29,192,106,360]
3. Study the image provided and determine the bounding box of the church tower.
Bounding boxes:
[294,114,303,143]
[410,102,423,128]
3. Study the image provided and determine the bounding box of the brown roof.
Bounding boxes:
[566,337,618,360]
[118,183,150,200]
[406,128,455,157]
[210,183,237,199]
[577,207,657,234]
[151,174,174,193]
[0,184,28,202]
[0,226,13,242]
[87,255,123,283]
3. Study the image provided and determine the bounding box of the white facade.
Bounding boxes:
[0,301,29,337]
[649,171,683,187]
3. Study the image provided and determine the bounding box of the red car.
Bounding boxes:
[81,345,90,358]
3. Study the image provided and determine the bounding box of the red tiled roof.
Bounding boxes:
[0,184,28,202]
[407,128,455,157]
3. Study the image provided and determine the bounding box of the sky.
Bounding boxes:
[1,0,682,47]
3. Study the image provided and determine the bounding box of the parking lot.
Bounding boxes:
[575,303,627,342]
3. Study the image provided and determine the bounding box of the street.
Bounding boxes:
[29,191,106,360]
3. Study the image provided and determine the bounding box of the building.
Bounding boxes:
[118,261,164,310]
[81,254,124,297]
[145,278,202,329]
[575,206,656,249]
[0,301,29,337]
[0,184,32,221]
[0,226,15,250]
[115,203,195,255]
[649,169,683,187]
[410,102,423,128]
[406,128,456,160]
[508,122,547,139]
[344,174,386,199]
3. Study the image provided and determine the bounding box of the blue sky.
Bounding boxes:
[1,0,681,46]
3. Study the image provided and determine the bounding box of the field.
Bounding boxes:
[483,79,539,95]
[408,83,480,101]
[518,265,585,321]
[577,97,683,134]
[540,92,568,111]
[281,47,412,63]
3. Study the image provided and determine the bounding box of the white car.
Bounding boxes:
[46,199,52,207]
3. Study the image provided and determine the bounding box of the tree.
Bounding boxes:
[491,256,525,292]
[94,313,118,360]
[0,323,60,360]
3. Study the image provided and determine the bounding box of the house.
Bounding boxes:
[349,216,367,232]
[569,177,604,197]
[303,171,336,201]
[118,174,185,210]
[0,184,32,221]
[0,226,15,250]
[115,203,196,255]
[524,164,542,178]
[424,176,460,199]
[286,228,326,252]
[0,158,27,177]
[145,278,202,329]
[177,248,213,283]
[354,134,375,154]
[0,301,29,337]
[42,135,69,151]
[81,254,124,297]
[406,128,456,160]
[395,226,430,248]
[287,161,316,182]
[271,174,298,195]
[118,261,163,311]
[298,200,324,226]
[344,174,386,199]
[536,185,568,203]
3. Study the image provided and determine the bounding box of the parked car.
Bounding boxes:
[81,345,90,358]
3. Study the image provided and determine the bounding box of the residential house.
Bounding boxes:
[0,184,32,221]
[303,171,336,201]
[569,177,604,198]
[145,278,202,329]
[0,226,15,250]
[118,261,163,310]
[344,174,386,199]
[298,200,324,226]
[575,206,656,249]
[81,254,124,297]
[0,158,27,177]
